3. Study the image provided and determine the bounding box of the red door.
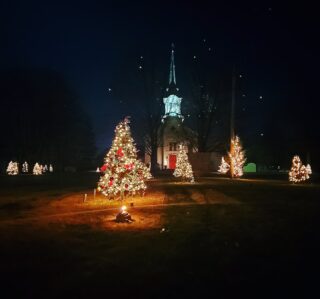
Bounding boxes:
[169,154,177,169]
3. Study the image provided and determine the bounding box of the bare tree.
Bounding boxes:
[189,45,221,152]
[137,54,163,173]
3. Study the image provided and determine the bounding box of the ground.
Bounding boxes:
[0,173,320,298]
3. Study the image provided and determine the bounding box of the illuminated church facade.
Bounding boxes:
[148,46,196,169]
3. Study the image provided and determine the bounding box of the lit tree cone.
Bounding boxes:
[218,157,230,174]
[33,163,42,175]
[289,155,312,183]
[22,161,29,173]
[6,161,19,175]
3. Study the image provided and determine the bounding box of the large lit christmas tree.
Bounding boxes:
[7,161,19,175]
[218,135,246,178]
[289,155,312,183]
[173,144,194,183]
[97,117,151,199]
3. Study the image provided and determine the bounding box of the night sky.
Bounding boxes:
[1,1,319,156]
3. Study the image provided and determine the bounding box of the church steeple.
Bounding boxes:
[163,44,183,121]
[169,43,176,85]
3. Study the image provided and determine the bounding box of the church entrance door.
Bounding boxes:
[169,154,177,169]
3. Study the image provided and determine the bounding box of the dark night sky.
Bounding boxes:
[1,1,319,154]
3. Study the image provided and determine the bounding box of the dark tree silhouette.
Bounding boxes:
[188,44,228,152]
[136,53,163,173]
[0,68,96,171]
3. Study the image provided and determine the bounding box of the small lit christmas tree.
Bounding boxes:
[97,117,151,199]
[218,157,230,174]
[7,161,19,175]
[218,136,246,178]
[289,155,312,183]
[33,163,42,175]
[22,161,29,173]
[49,164,53,172]
[173,144,194,182]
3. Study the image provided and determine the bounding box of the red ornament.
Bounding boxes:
[124,163,134,170]
[108,180,113,187]
[116,148,124,157]
[100,164,108,172]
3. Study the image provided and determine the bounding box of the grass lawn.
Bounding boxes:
[0,173,320,298]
